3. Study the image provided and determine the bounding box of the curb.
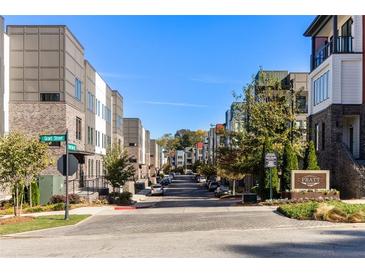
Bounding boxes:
[114,206,136,210]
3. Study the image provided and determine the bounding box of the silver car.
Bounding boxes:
[151,184,164,196]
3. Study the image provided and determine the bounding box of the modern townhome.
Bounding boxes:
[2,22,125,196]
[255,70,309,139]
[123,118,149,182]
[194,141,204,162]
[175,150,185,168]
[304,15,365,198]
[149,139,161,179]
[206,124,225,164]
[224,101,246,147]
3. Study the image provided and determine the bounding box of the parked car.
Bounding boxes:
[215,185,230,197]
[199,176,207,184]
[163,175,172,184]
[151,184,164,196]
[208,181,219,192]
[186,170,194,175]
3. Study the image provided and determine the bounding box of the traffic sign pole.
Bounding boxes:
[269,167,273,200]
[65,129,69,220]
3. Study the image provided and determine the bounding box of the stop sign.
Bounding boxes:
[57,154,79,176]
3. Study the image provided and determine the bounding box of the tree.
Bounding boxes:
[103,145,135,193]
[281,142,298,191]
[0,132,52,215]
[231,69,306,195]
[304,141,320,170]
[197,163,217,179]
[162,163,172,174]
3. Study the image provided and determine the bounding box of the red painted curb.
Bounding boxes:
[114,206,137,210]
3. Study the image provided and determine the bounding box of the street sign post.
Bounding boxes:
[40,131,70,220]
[265,153,277,200]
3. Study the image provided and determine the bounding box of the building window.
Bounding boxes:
[75,78,82,101]
[129,143,136,147]
[313,71,329,106]
[87,92,94,112]
[322,122,325,150]
[40,93,60,102]
[341,18,353,37]
[87,126,94,145]
[296,95,307,113]
[76,117,82,140]
[315,123,319,151]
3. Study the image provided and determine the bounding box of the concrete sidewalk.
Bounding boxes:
[0,206,112,219]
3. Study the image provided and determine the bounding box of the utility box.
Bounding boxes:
[39,175,65,205]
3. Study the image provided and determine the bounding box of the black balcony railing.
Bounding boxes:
[311,36,353,70]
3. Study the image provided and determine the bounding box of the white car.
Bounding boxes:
[151,184,164,196]
[199,176,207,183]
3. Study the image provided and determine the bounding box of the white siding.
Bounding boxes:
[309,53,363,115]
[341,60,363,104]
[352,15,363,52]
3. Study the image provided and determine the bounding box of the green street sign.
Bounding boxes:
[68,143,77,151]
[40,134,66,142]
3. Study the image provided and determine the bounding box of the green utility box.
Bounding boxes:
[39,175,65,205]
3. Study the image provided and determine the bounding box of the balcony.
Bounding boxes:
[311,36,353,70]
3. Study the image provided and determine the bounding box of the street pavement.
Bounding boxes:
[1,175,365,257]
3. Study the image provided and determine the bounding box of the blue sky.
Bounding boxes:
[4,16,314,139]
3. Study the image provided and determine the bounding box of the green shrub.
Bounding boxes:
[31,181,40,206]
[304,141,320,170]
[49,194,81,204]
[108,192,133,205]
[278,201,365,223]
[51,203,65,211]
[24,206,45,213]
[277,201,319,220]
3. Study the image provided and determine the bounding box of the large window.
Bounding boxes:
[313,71,329,106]
[40,93,60,102]
[116,115,123,129]
[76,117,82,140]
[75,78,82,101]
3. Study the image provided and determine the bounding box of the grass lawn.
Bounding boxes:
[0,214,90,235]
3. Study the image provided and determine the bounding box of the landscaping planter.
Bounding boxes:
[281,191,340,200]
[242,193,258,204]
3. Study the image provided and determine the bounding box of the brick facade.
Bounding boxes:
[308,104,365,198]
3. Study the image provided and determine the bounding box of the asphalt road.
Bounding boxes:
[1,175,365,257]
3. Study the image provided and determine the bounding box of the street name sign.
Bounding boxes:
[40,134,66,142]
[265,153,277,168]
[67,143,77,151]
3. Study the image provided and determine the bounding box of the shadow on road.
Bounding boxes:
[225,229,365,257]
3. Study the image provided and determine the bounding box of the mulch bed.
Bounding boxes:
[0,216,35,225]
